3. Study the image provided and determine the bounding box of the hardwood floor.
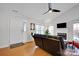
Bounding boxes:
[0,41,51,56]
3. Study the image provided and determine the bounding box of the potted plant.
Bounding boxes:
[45,29,49,35]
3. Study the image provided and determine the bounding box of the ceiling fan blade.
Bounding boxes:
[52,9,60,12]
[43,10,49,15]
[43,3,61,15]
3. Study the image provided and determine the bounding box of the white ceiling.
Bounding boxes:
[0,3,78,23]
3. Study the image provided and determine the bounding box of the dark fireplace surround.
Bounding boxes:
[57,33,67,40]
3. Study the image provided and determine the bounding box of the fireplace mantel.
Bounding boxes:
[57,33,67,40]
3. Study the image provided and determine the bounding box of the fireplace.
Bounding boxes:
[57,33,67,40]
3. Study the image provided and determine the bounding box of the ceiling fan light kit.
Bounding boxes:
[49,10,52,13]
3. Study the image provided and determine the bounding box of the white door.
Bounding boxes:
[23,22,27,43]
[10,17,24,44]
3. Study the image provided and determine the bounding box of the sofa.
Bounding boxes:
[32,34,65,56]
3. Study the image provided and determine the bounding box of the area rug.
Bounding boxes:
[10,42,24,48]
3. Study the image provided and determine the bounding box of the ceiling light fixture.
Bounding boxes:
[43,3,60,15]
[49,10,52,13]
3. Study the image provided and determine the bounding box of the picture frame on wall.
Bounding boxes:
[30,23,35,30]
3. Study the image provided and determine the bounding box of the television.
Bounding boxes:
[57,23,67,28]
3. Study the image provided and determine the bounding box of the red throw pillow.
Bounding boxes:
[73,41,79,48]
[67,41,73,44]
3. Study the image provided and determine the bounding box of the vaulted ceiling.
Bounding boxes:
[0,3,78,24]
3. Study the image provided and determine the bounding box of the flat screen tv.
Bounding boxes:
[57,23,67,28]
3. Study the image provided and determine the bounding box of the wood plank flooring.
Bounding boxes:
[0,41,51,56]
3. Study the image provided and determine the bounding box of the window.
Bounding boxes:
[35,25,44,34]
[24,22,27,32]
[48,26,54,35]
[73,23,79,41]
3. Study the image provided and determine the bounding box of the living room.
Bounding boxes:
[1,2,79,56]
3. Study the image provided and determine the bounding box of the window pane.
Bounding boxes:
[48,26,54,35]
[35,25,44,34]
[73,24,77,30]
[73,23,79,41]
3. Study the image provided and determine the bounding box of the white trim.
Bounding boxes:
[23,39,34,43]
[10,41,23,45]
[0,40,33,48]
[0,44,9,48]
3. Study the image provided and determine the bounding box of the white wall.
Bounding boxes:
[9,13,36,44]
[51,4,79,41]
[0,4,46,48]
[0,10,28,47]
[10,15,26,44]
[1,3,79,48]
[26,18,46,42]
[0,5,9,48]
[0,4,31,48]
[53,23,68,40]
[67,19,79,41]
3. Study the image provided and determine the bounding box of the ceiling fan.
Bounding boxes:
[43,3,60,15]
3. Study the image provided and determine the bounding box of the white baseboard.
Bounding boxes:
[10,41,24,45]
[0,44,9,48]
[23,39,34,43]
[0,40,33,48]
